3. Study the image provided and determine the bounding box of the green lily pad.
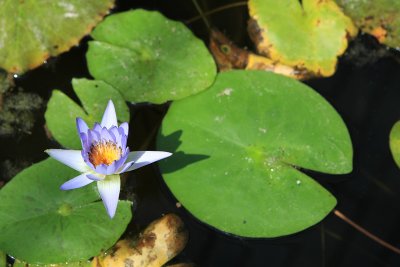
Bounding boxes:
[248,0,357,77]
[0,158,132,263]
[13,259,91,267]
[86,9,217,104]
[336,0,400,49]
[0,0,114,74]
[389,121,400,167]
[45,78,129,149]
[0,250,5,266]
[157,70,352,237]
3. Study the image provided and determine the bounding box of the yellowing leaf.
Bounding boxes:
[248,0,357,77]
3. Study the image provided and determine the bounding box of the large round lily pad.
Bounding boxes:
[86,9,217,104]
[157,70,353,237]
[248,0,357,77]
[45,78,129,149]
[0,158,132,263]
[336,0,400,49]
[0,0,114,74]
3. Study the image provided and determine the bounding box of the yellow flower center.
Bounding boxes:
[89,141,122,167]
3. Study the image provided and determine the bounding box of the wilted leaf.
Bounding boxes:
[93,214,187,267]
[336,0,400,49]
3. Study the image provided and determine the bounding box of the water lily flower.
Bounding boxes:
[46,100,171,218]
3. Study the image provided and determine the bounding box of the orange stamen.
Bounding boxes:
[89,141,122,167]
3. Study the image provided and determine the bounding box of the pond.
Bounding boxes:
[1,0,400,266]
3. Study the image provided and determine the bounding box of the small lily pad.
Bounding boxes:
[86,9,217,104]
[336,0,400,49]
[45,78,129,149]
[248,0,357,76]
[157,70,352,237]
[389,121,400,167]
[0,0,114,74]
[0,158,132,263]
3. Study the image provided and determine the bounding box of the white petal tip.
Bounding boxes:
[101,100,118,128]
[107,210,116,218]
[98,176,120,220]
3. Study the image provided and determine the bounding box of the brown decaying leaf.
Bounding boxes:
[209,29,310,80]
[92,214,188,267]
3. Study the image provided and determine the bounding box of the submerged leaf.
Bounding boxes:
[158,70,353,237]
[248,0,357,77]
[336,0,400,49]
[45,79,129,149]
[87,9,217,104]
[0,158,132,263]
[0,0,114,73]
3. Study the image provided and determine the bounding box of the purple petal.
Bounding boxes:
[119,122,129,135]
[93,123,102,133]
[110,127,123,148]
[119,151,172,173]
[97,175,121,218]
[108,127,117,143]
[101,127,114,142]
[101,100,118,129]
[80,132,90,152]
[118,161,134,174]
[120,135,127,149]
[105,163,118,175]
[113,148,129,172]
[88,129,101,144]
[76,118,89,135]
[46,149,89,172]
[60,173,94,190]
[86,173,105,181]
[94,164,108,175]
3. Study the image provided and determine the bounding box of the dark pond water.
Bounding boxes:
[2,0,400,266]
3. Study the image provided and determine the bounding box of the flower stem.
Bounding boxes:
[191,0,211,31]
[333,209,400,255]
[186,2,248,24]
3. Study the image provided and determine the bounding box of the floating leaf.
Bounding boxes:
[13,259,91,267]
[0,0,114,74]
[45,78,129,149]
[248,0,357,77]
[0,158,132,263]
[0,250,5,266]
[389,121,400,168]
[336,0,400,49]
[86,9,217,104]
[157,70,352,237]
